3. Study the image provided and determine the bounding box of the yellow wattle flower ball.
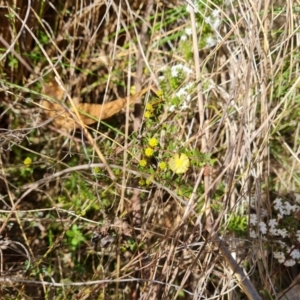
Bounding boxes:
[144,111,152,119]
[159,161,167,170]
[23,157,32,166]
[139,159,147,167]
[148,137,158,147]
[139,179,145,186]
[156,90,163,97]
[145,103,154,112]
[130,86,136,95]
[93,166,101,175]
[144,148,154,157]
[145,176,154,185]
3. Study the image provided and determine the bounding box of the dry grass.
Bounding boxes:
[0,0,300,299]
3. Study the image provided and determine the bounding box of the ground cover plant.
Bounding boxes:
[0,0,300,299]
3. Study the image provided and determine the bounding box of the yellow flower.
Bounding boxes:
[148,137,158,147]
[130,86,136,95]
[145,148,154,157]
[146,176,154,185]
[144,111,152,119]
[139,179,145,186]
[145,103,154,112]
[156,90,163,97]
[139,159,147,167]
[93,166,101,175]
[159,161,167,170]
[23,157,32,166]
[168,153,190,174]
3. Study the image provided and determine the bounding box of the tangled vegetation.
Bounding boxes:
[0,0,300,299]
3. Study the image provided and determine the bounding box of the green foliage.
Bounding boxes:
[7,54,18,69]
[227,215,248,236]
[3,0,300,298]
[259,290,275,300]
[66,224,86,249]
[58,172,100,211]
[121,238,141,253]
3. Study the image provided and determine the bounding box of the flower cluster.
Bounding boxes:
[205,9,221,31]
[170,64,192,78]
[145,103,154,112]
[144,111,152,119]
[170,82,194,112]
[203,9,222,48]
[250,197,300,267]
[144,101,155,119]
[138,135,190,187]
[139,137,159,169]
[183,2,222,49]
[159,64,194,113]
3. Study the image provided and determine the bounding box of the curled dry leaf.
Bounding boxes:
[41,81,151,131]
